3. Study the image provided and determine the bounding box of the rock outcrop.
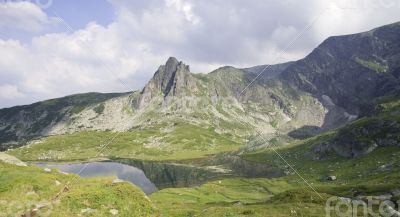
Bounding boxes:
[137,57,197,109]
[0,152,27,166]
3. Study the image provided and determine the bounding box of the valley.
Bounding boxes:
[1,22,400,216]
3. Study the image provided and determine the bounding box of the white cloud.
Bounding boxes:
[310,0,400,42]
[166,0,200,25]
[0,0,399,108]
[0,1,59,32]
[0,84,24,99]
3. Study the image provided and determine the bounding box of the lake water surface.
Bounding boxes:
[34,156,282,195]
[34,162,158,195]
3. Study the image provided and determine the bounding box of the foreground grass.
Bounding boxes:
[150,178,332,217]
[8,122,241,161]
[0,161,157,216]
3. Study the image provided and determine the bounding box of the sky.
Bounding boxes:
[0,0,399,108]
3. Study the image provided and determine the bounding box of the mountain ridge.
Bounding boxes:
[281,21,400,114]
[1,22,400,160]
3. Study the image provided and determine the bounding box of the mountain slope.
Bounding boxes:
[0,92,131,149]
[2,22,400,160]
[281,22,400,115]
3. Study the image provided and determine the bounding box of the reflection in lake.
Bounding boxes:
[33,154,283,195]
[115,154,283,189]
[115,159,222,189]
[34,162,158,195]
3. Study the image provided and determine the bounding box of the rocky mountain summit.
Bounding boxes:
[137,57,197,108]
[1,22,400,158]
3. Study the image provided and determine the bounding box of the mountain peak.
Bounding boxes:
[136,57,195,108]
[166,56,179,67]
[160,57,183,93]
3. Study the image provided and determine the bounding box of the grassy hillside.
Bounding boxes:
[8,122,242,161]
[0,161,157,216]
[150,142,400,216]
[151,178,331,217]
[3,137,399,216]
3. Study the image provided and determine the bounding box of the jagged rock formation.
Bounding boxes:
[1,22,400,156]
[137,57,197,109]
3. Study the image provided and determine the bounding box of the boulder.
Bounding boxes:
[110,209,119,216]
[383,205,400,217]
[391,189,400,197]
[112,179,124,184]
[81,208,95,213]
[326,176,337,181]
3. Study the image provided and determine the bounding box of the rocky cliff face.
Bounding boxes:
[137,57,197,109]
